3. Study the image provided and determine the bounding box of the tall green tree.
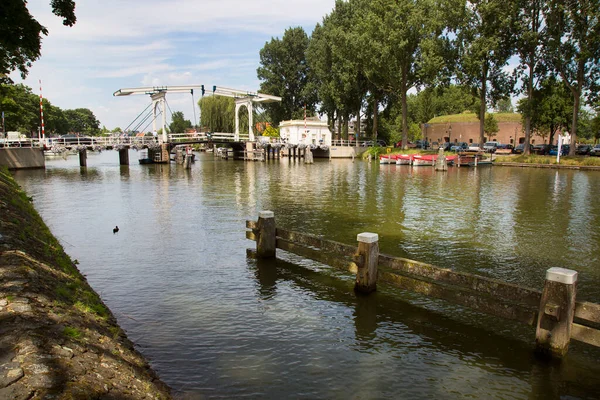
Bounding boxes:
[356,0,457,149]
[0,0,76,82]
[456,0,517,149]
[307,0,367,140]
[484,113,499,140]
[64,108,100,135]
[517,76,573,145]
[257,27,317,125]
[545,0,600,155]
[169,111,192,133]
[199,96,235,133]
[0,83,39,133]
[514,0,547,155]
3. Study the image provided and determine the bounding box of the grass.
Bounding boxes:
[63,326,83,339]
[495,154,600,166]
[428,112,521,124]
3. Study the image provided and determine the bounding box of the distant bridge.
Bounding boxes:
[0,132,247,150]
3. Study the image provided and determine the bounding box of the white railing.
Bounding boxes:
[331,139,370,147]
[1,132,250,149]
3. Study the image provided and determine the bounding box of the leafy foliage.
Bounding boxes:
[199,96,235,133]
[257,27,317,125]
[0,0,76,82]
[1,83,99,135]
[456,0,517,146]
[484,113,499,139]
[168,111,192,133]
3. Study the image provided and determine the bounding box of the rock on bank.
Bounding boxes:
[0,167,171,399]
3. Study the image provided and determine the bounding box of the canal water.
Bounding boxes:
[13,151,600,399]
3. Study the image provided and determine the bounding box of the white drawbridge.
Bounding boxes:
[113,85,281,143]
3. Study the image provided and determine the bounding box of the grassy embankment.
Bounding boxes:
[495,154,600,166]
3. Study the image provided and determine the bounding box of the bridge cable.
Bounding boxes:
[139,110,162,134]
[123,102,153,133]
[191,89,198,130]
[131,109,154,133]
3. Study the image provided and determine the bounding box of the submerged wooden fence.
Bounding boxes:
[246,211,600,359]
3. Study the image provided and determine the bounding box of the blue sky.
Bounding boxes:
[12,0,336,130]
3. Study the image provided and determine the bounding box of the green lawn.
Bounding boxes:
[495,154,600,166]
[428,112,522,124]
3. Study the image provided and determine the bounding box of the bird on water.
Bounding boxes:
[113,226,119,234]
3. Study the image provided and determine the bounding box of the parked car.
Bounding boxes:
[483,141,500,153]
[513,143,532,154]
[450,142,468,151]
[468,143,481,151]
[532,144,552,155]
[495,144,514,154]
[548,146,569,156]
[395,140,417,148]
[548,145,570,156]
[363,140,387,147]
[415,140,429,149]
[590,144,600,156]
[576,144,592,155]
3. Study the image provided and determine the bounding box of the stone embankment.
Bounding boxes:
[0,167,171,399]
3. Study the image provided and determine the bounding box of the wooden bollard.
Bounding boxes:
[354,232,379,293]
[256,211,276,258]
[535,267,578,358]
[119,148,129,165]
[79,149,87,167]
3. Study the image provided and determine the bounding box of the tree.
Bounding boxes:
[517,76,573,145]
[456,0,517,149]
[357,0,457,148]
[0,0,76,82]
[495,98,514,113]
[199,96,235,133]
[257,27,317,125]
[484,113,499,140]
[545,0,600,155]
[0,83,39,133]
[513,0,547,155]
[64,108,100,135]
[169,111,192,133]
[307,0,368,140]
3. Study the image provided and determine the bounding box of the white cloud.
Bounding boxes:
[13,0,336,129]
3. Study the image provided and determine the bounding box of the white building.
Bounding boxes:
[279,119,332,147]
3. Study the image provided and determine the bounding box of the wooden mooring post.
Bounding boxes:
[354,233,379,293]
[119,148,129,165]
[78,148,87,167]
[256,211,276,258]
[535,268,578,358]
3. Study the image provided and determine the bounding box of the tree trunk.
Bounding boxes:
[568,62,584,156]
[373,94,379,141]
[401,68,409,150]
[337,115,342,141]
[343,114,349,140]
[524,60,534,155]
[479,62,488,149]
[356,106,361,147]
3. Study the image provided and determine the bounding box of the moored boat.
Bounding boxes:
[395,154,413,165]
[379,154,398,164]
